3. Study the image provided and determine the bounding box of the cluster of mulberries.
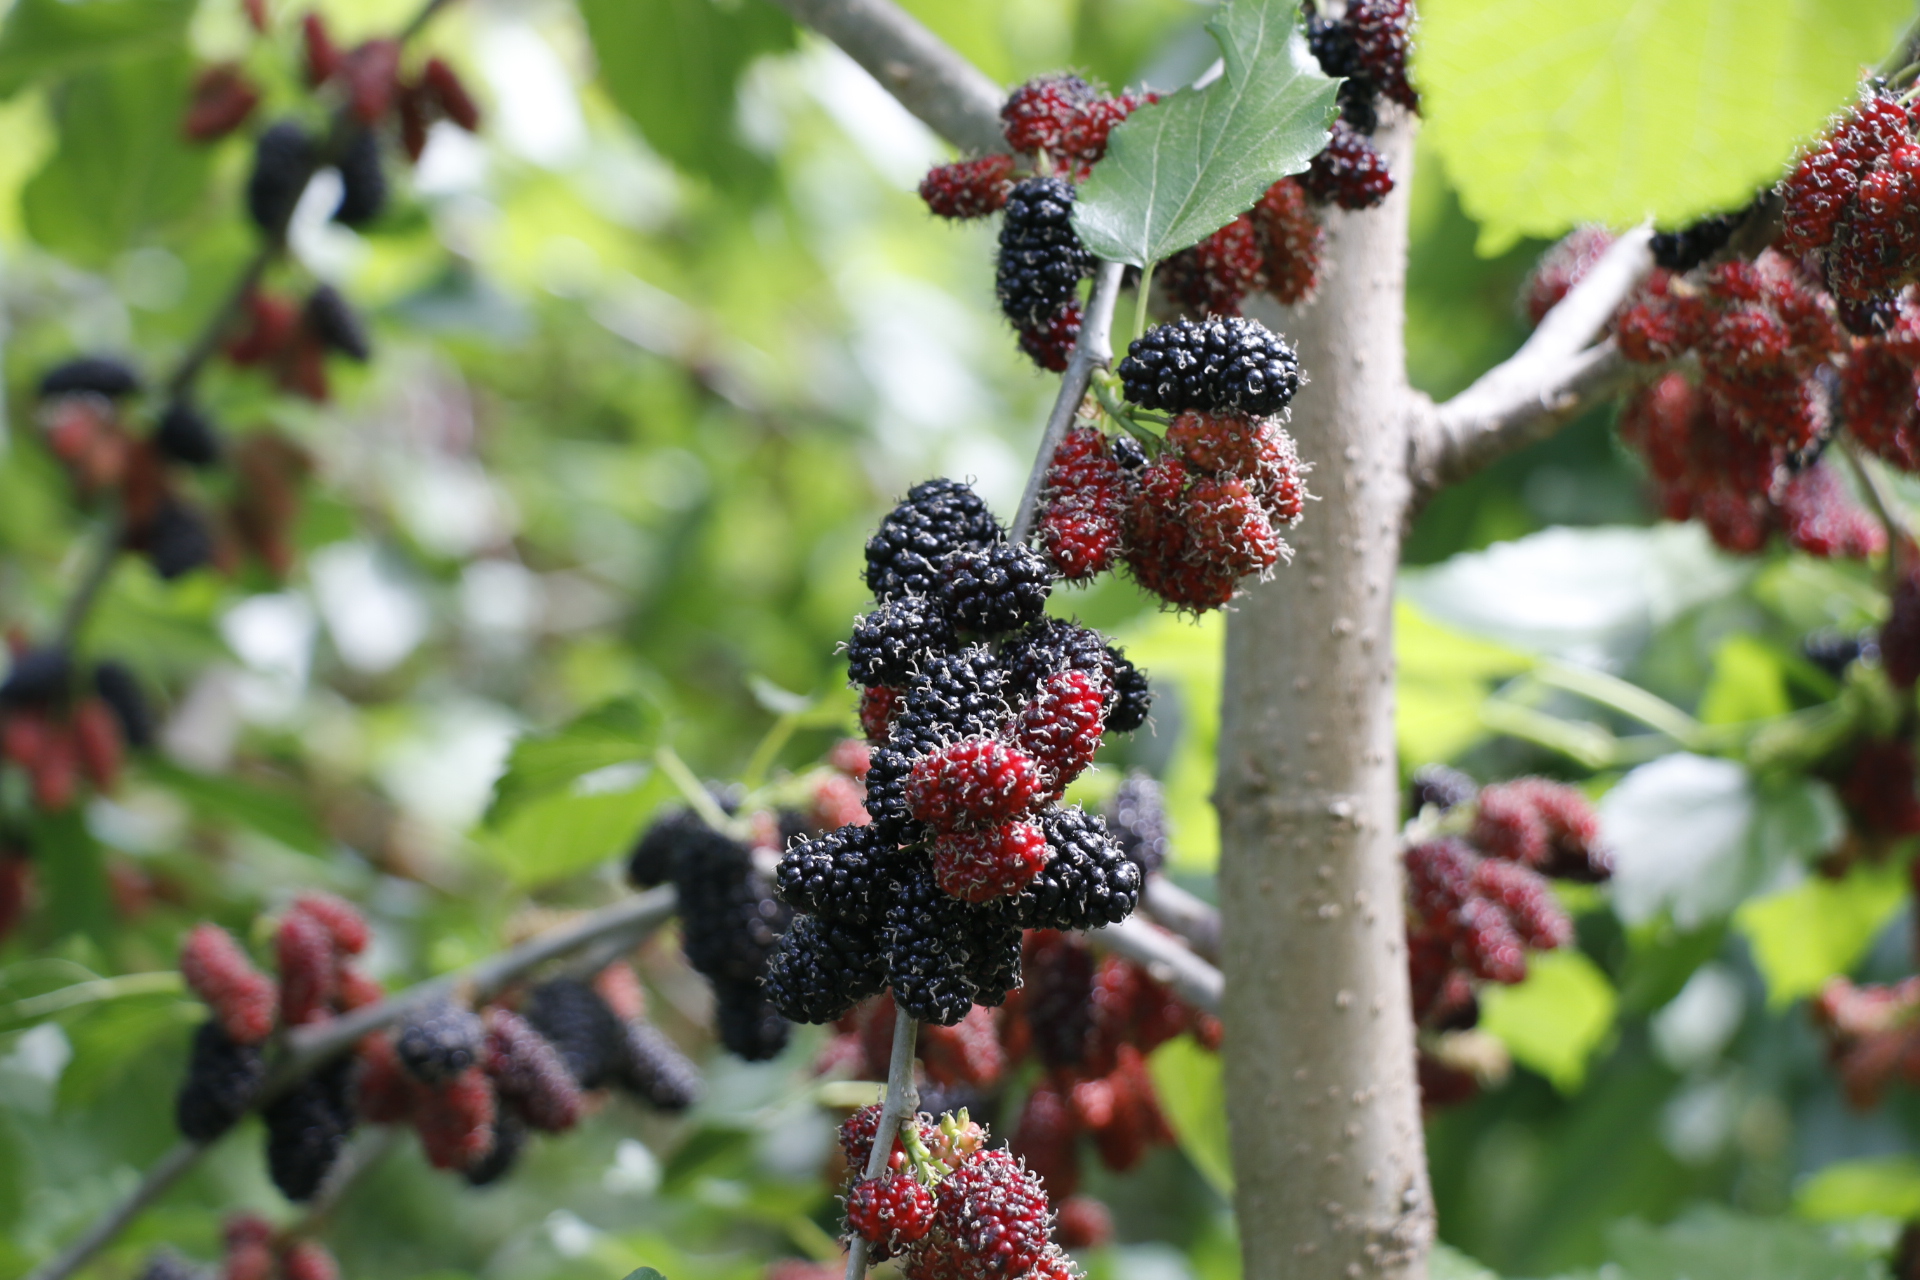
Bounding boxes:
[1810,975,1920,1108]
[1779,89,1920,311]
[1402,775,1609,1103]
[1160,177,1326,315]
[234,14,483,234]
[1034,413,1308,612]
[224,285,372,404]
[171,895,379,1197]
[810,782,1202,1247]
[1616,371,1881,558]
[1296,0,1417,210]
[353,965,696,1186]
[0,646,151,813]
[1614,251,1841,451]
[917,76,1156,371]
[33,354,315,582]
[766,480,1149,1027]
[626,800,795,1061]
[136,1214,341,1280]
[837,1104,1082,1280]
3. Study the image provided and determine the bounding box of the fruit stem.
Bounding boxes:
[1011,259,1128,543]
[845,1006,921,1280]
[1841,438,1916,583]
[656,744,746,836]
[1131,259,1156,347]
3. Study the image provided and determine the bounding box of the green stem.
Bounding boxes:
[655,745,738,833]
[0,971,182,1030]
[740,712,800,792]
[1131,260,1156,348]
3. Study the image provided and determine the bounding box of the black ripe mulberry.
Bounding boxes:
[522,978,627,1089]
[861,746,926,844]
[671,820,789,987]
[155,401,222,467]
[248,121,319,233]
[142,500,217,580]
[1302,119,1395,210]
[776,823,903,924]
[463,1111,525,1186]
[713,983,792,1062]
[889,645,1010,756]
[940,542,1053,635]
[1004,618,1114,696]
[617,1017,705,1108]
[1118,316,1301,416]
[764,913,888,1023]
[865,478,1004,601]
[1408,763,1477,815]
[626,805,713,888]
[847,596,954,687]
[1016,805,1141,930]
[2,648,71,706]
[175,1021,266,1142]
[1106,772,1168,877]
[304,285,371,361]
[332,126,387,226]
[884,864,979,1025]
[1105,650,1151,732]
[1650,209,1745,273]
[395,997,485,1083]
[38,356,140,400]
[94,660,154,748]
[262,1056,355,1201]
[996,176,1095,329]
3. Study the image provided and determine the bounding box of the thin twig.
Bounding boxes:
[24,1142,204,1280]
[26,886,676,1280]
[844,1005,920,1280]
[1841,438,1916,568]
[1089,913,1222,1016]
[1010,260,1127,543]
[1140,877,1221,962]
[287,1127,401,1237]
[54,509,127,649]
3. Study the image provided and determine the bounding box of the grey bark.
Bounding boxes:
[1217,116,1433,1280]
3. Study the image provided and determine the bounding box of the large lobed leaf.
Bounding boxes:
[1071,0,1339,267]
[1418,0,1915,253]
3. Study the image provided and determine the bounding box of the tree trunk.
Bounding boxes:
[1216,116,1431,1280]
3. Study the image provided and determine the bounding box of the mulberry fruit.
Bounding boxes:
[1346,0,1418,111]
[890,646,1010,755]
[141,501,216,581]
[303,285,371,361]
[1118,316,1300,416]
[1253,177,1323,305]
[777,823,903,924]
[39,356,141,400]
[1014,670,1106,794]
[1015,806,1140,930]
[848,1174,938,1252]
[522,978,626,1088]
[1104,654,1151,733]
[180,922,278,1044]
[332,126,387,226]
[996,177,1094,330]
[395,997,485,1083]
[1523,226,1614,326]
[1162,215,1267,317]
[1105,773,1167,876]
[1035,426,1127,581]
[616,1017,704,1109]
[848,597,955,687]
[1650,208,1744,273]
[155,401,221,467]
[1002,75,1098,159]
[413,1066,495,1170]
[907,737,1046,833]
[713,984,792,1062]
[92,661,153,750]
[884,864,984,1025]
[175,1021,267,1142]
[262,1056,355,1201]
[247,121,318,234]
[1408,764,1477,814]
[940,543,1053,635]
[920,154,1016,219]
[932,821,1049,903]
[934,1149,1053,1277]
[1302,119,1394,210]
[673,820,790,989]
[866,479,1005,602]
[1018,302,1083,373]
[764,913,889,1023]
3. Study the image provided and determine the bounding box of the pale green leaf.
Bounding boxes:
[1480,949,1616,1092]
[1418,0,1915,253]
[1605,1207,1880,1280]
[1072,0,1338,266]
[1699,635,1792,726]
[1734,860,1907,1007]
[1796,1156,1920,1222]
[481,772,674,887]
[1430,1245,1501,1280]
[1146,1035,1232,1195]
[0,0,194,96]
[485,699,661,827]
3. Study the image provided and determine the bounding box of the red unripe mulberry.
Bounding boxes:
[181,922,278,1044]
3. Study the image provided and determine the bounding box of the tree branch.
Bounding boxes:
[765,0,1006,155]
[1141,876,1221,962]
[1011,261,1127,543]
[844,1005,920,1280]
[1090,913,1222,1016]
[1405,226,1655,508]
[25,885,676,1280]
